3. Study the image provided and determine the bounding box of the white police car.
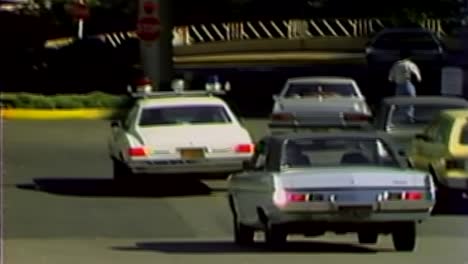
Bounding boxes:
[108,80,254,180]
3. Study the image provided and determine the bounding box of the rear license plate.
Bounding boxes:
[180,148,205,160]
[338,206,372,218]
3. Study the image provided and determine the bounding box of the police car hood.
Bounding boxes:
[276,167,427,189]
[136,124,252,148]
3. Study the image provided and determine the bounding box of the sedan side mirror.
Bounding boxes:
[111,120,121,128]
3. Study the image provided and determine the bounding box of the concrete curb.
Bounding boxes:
[0,108,122,120]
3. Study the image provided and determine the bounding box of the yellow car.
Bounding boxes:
[407,109,468,193]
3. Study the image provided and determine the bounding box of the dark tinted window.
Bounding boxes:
[285,83,357,97]
[139,105,232,126]
[282,138,398,168]
[389,104,466,127]
[373,32,439,49]
[460,124,468,144]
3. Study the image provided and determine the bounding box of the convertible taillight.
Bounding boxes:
[128,147,148,157]
[404,191,423,201]
[235,143,254,153]
[383,191,424,201]
[273,189,321,207]
[287,193,307,202]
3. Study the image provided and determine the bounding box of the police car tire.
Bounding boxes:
[392,222,416,252]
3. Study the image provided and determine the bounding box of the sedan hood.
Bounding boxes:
[276,167,428,189]
[136,124,252,149]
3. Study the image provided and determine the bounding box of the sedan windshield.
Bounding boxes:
[282,138,399,168]
[139,105,232,126]
[284,83,357,98]
[388,104,466,128]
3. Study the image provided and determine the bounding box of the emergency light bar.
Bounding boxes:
[128,78,231,99]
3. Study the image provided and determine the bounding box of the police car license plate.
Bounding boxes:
[180,148,205,159]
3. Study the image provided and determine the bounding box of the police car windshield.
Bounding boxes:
[282,138,399,168]
[373,32,439,50]
[139,105,232,126]
[285,83,357,98]
[388,104,465,128]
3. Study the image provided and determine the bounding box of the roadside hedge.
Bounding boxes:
[0,92,133,109]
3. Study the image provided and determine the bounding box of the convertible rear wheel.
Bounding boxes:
[265,224,287,248]
[392,222,416,252]
[112,158,132,182]
[357,232,378,244]
[233,217,255,245]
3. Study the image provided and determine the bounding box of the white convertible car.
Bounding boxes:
[227,131,435,251]
[108,87,254,180]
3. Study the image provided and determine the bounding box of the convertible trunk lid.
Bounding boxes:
[276,166,427,189]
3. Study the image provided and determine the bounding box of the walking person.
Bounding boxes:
[388,49,422,96]
[388,49,422,121]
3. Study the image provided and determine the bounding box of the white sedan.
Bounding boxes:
[270,76,372,132]
[108,91,254,180]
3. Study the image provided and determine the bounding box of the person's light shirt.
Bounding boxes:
[388,59,422,84]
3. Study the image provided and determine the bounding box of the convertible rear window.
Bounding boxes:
[282,138,399,168]
[139,105,232,126]
[284,83,357,98]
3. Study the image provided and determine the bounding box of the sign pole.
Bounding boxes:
[78,19,84,39]
[137,0,173,91]
[77,0,85,39]
[158,0,174,91]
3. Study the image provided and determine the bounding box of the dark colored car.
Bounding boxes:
[365,28,446,67]
[373,96,468,152]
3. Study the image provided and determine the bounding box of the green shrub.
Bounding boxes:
[0,92,131,109]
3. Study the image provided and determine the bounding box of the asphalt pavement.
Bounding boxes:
[3,120,468,264]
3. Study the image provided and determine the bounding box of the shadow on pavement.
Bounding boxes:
[111,240,388,254]
[432,190,468,216]
[16,177,215,198]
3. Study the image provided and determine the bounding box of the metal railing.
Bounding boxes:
[45,17,448,48]
[174,18,446,45]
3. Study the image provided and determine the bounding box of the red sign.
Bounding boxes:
[137,1,160,41]
[137,16,161,41]
[66,1,90,20]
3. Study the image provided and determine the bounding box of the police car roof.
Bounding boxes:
[286,76,356,84]
[137,95,227,108]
